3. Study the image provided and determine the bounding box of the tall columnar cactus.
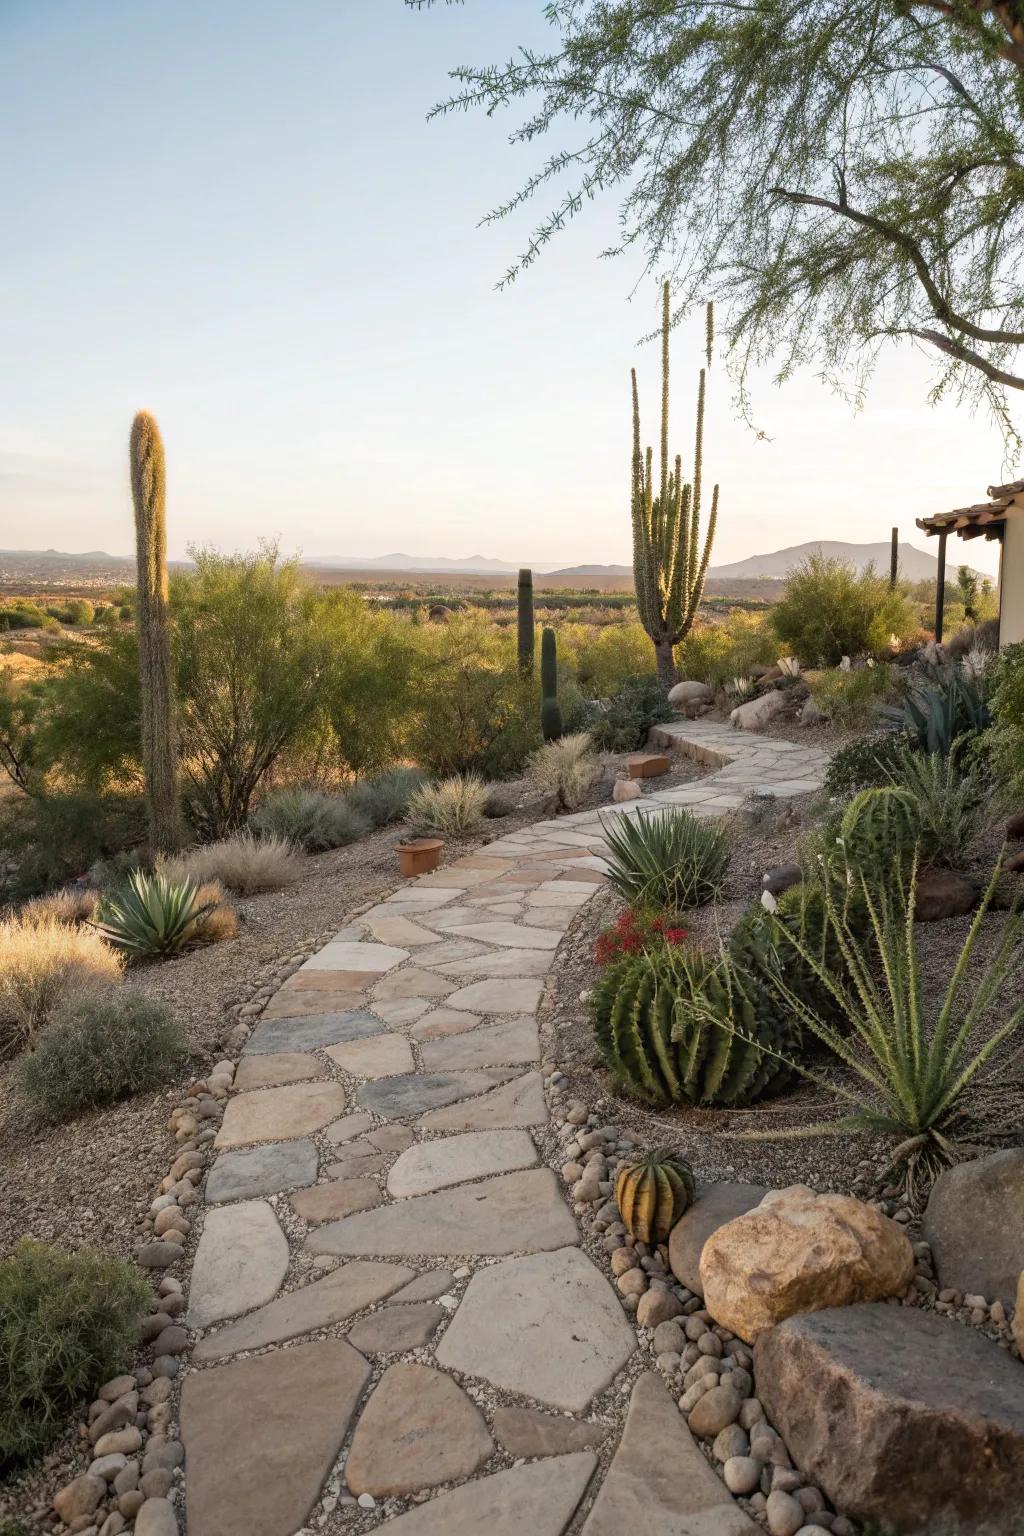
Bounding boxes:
[517,567,535,675]
[540,626,563,741]
[631,284,719,687]
[130,411,184,853]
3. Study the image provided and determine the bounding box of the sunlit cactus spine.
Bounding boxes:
[517,567,535,675]
[130,411,184,853]
[631,283,719,687]
[540,626,563,741]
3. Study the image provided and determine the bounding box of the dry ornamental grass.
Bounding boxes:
[158,831,303,895]
[0,919,124,1057]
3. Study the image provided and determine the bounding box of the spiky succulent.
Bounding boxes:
[615,1147,696,1245]
[94,870,215,958]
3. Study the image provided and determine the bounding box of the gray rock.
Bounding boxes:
[134,1501,179,1536]
[357,1069,515,1119]
[762,863,802,896]
[668,1182,769,1295]
[205,1140,319,1203]
[243,1010,382,1055]
[925,1148,1024,1308]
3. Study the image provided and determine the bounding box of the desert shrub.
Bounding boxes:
[253,788,370,852]
[411,615,539,777]
[193,883,239,943]
[13,993,186,1121]
[823,733,908,798]
[880,663,991,758]
[588,676,672,752]
[0,919,123,1057]
[883,748,986,865]
[406,773,490,835]
[319,590,417,776]
[159,831,303,895]
[676,612,778,688]
[771,554,918,666]
[348,767,427,826]
[808,663,898,728]
[590,945,798,1106]
[561,620,654,696]
[602,807,730,912]
[526,732,600,810]
[836,787,921,885]
[988,641,1024,801]
[0,791,146,899]
[0,1240,149,1464]
[95,871,216,958]
[19,888,100,926]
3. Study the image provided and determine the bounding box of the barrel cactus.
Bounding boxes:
[591,946,797,1107]
[838,786,919,885]
[615,1147,696,1245]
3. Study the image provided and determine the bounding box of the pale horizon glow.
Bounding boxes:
[0,1,1010,578]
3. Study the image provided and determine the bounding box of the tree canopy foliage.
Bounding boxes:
[412,0,1024,434]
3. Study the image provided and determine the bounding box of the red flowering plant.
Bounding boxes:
[593,908,689,968]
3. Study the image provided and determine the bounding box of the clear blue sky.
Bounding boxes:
[0,0,1007,573]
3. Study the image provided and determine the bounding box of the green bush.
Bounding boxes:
[13,993,186,1121]
[883,747,985,866]
[771,554,918,666]
[253,787,371,851]
[989,641,1024,801]
[589,675,672,752]
[0,791,146,900]
[95,871,215,958]
[880,663,991,758]
[809,664,898,728]
[676,612,778,688]
[410,615,540,777]
[602,806,730,912]
[823,733,908,798]
[0,1240,149,1464]
[837,787,920,884]
[590,945,798,1106]
[348,767,427,826]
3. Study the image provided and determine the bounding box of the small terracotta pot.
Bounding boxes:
[397,838,443,878]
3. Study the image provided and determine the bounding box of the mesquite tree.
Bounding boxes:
[130,411,185,853]
[632,285,718,687]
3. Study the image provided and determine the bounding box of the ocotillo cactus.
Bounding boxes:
[631,284,719,687]
[540,626,563,741]
[130,411,184,853]
[517,567,535,675]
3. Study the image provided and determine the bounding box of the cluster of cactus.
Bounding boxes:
[517,568,535,675]
[631,283,719,685]
[540,626,563,740]
[590,945,798,1107]
[838,786,919,884]
[615,1147,696,1245]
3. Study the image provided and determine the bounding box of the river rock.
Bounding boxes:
[700,1185,913,1341]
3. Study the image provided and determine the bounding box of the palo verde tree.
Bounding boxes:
[411,0,1024,441]
[632,283,718,686]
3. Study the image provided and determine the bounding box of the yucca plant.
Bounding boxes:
[94,870,216,958]
[742,852,1024,1200]
[601,805,730,912]
[882,747,984,866]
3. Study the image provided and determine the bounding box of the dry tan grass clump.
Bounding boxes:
[191,882,239,944]
[527,732,600,811]
[20,888,101,927]
[159,832,303,896]
[0,918,124,1057]
[406,773,490,836]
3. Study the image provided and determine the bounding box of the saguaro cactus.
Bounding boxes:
[540,626,563,741]
[517,567,535,675]
[631,284,719,687]
[130,411,184,853]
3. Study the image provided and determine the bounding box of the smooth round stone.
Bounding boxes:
[767,1489,806,1536]
[713,1423,750,1462]
[724,1455,763,1495]
[652,1320,686,1354]
[688,1383,742,1438]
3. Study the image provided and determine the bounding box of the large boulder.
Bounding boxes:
[914,867,977,921]
[699,1185,913,1341]
[924,1148,1024,1308]
[668,1182,768,1296]
[755,1303,1024,1535]
[668,679,712,707]
[729,690,787,731]
[1014,1273,1024,1355]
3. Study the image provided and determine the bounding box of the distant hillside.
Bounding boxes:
[544,564,632,580]
[708,540,969,582]
[304,553,528,574]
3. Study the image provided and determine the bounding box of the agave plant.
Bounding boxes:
[601,806,730,912]
[94,870,216,958]
[880,663,990,758]
[743,852,1024,1201]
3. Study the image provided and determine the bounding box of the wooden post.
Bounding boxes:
[935,527,948,643]
[889,527,899,589]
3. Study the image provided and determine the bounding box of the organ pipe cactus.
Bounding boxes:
[631,284,719,686]
[130,411,185,853]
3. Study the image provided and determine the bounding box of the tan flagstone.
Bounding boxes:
[431,948,551,979]
[369,1453,597,1535]
[302,940,409,972]
[291,1177,382,1224]
[262,983,367,1018]
[441,921,559,951]
[327,1033,415,1078]
[410,1008,481,1040]
[443,977,544,1013]
[371,966,455,1001]
[216,1082,348,1147]
[187,1201,290,1327]
[419,1016,538,1072]
[362,913,440,946]
[372,996,433,1026]
[324,1111,375,1144]
[418,1070,548,1131]
[233,1052,325,1091]
[344,1363,493,1496]
[388,1129,538,1198]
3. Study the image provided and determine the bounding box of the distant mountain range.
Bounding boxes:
[708,540,964,582]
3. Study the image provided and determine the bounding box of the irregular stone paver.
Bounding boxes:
[192,1260,414,1362]
[325,1145,386,1178]
[367,1124,416,1153]
[434,948,553,978]
[442,922,559,952]
[374,1453,597,1534]
[302,939,410,971]
[291,1176,383,1223]
[411,1008,481,1040]
[307,1169,578,1258]
[388,1129,538,1198]
[357,1068,514,1119]
[262,984,367,1019]
[345,1362,493,1496]
[244,1009,381,1055]
[436,1246,635,1412]
[372,966,455,1000]
[581,1373,755,1535]
[216,1081,348,1147]
[492,1406,610,1458]
[443,977,544,1013]
[327,1033,415,1078]
[418,1070,548,1131]
[181,1339,369,1536]
[206,1140,319,1203]
[187,1201,290,1327]
[347,1302,444,1352]
[363,913,440,946]
[392,1269,455,1302]
[420,1015,539,1071]
[233,1052,325,1090]
[373,996,432,1025]
[325,1111,375,1144]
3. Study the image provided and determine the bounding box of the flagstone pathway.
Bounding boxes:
[177,723,830,1536]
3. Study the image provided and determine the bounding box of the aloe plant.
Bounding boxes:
[601,806,730,912]
[95,870,215,958]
